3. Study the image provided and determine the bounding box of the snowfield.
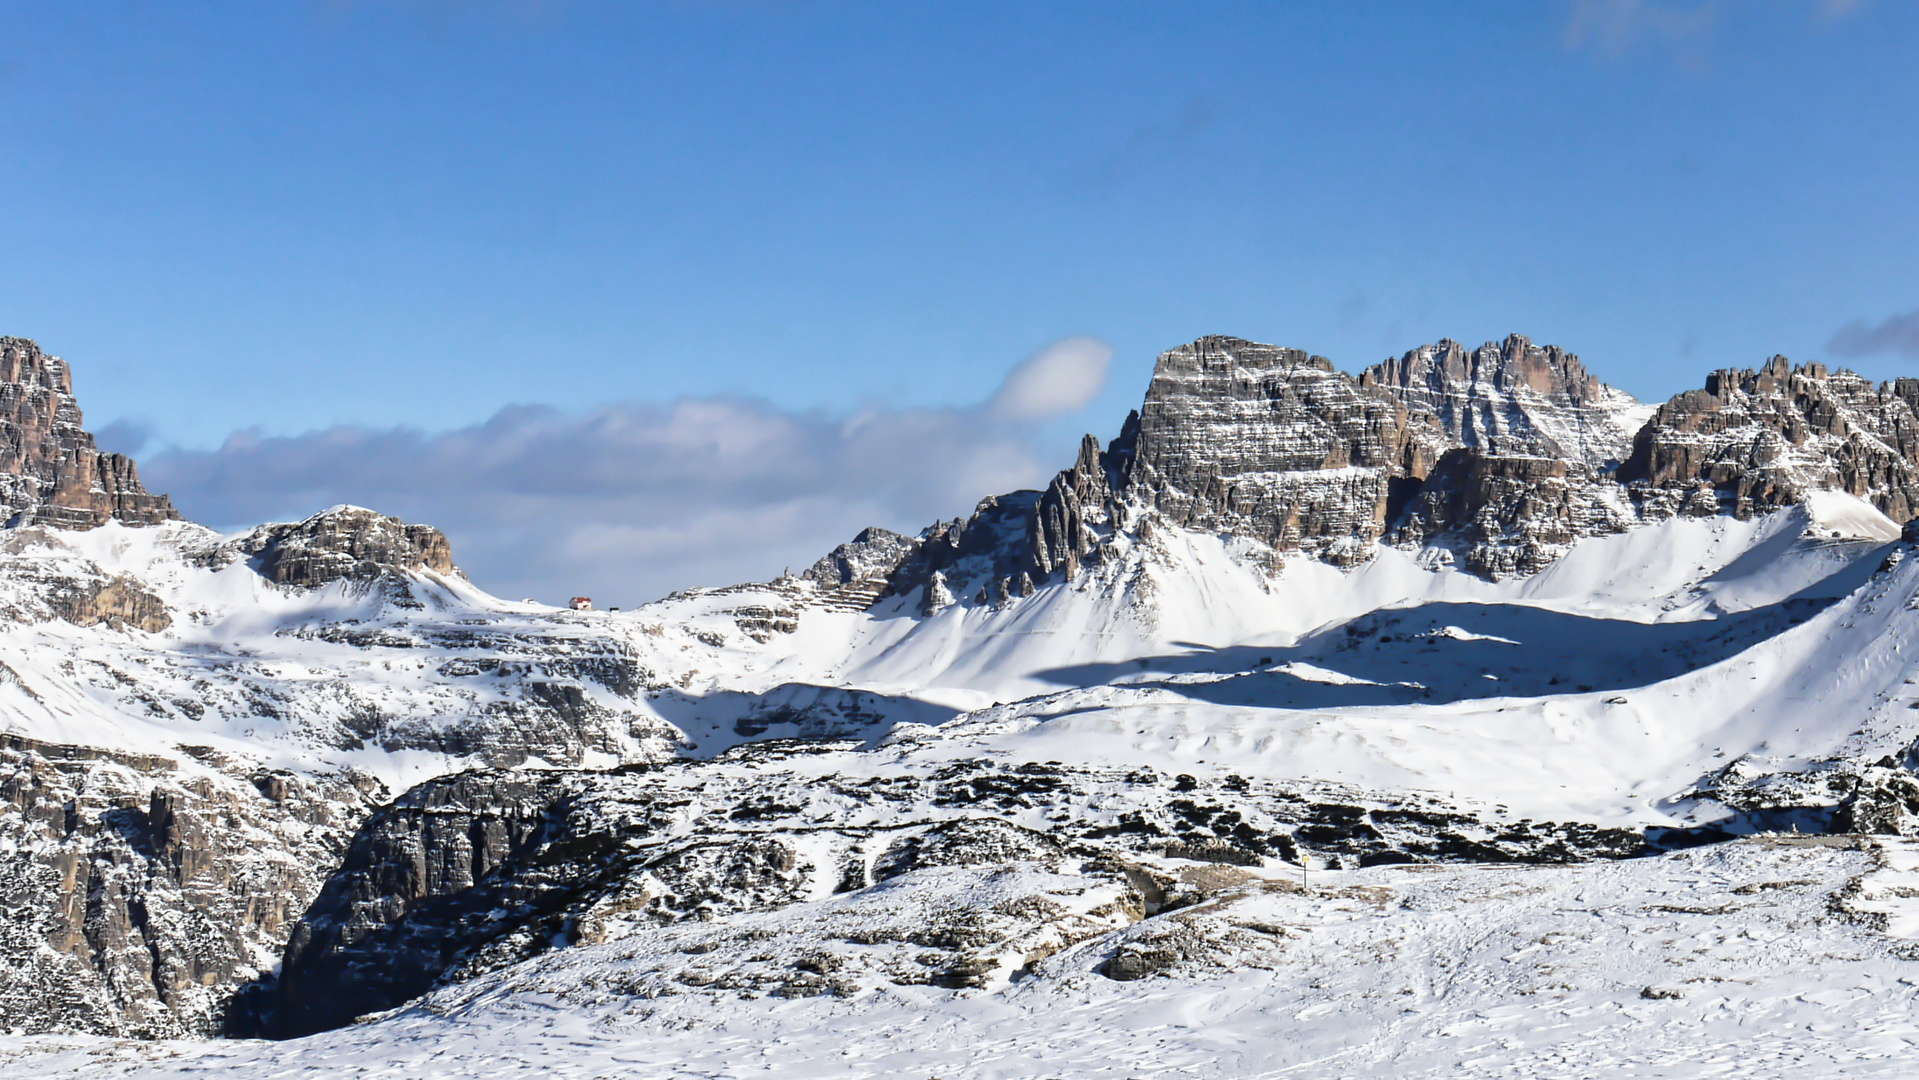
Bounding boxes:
[0,494,1908,828]
[9,491,1919,1073]
[8,838,1919,1079]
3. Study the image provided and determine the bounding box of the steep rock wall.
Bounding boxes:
[0,338,180,530]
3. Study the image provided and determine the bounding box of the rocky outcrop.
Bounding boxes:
[44,575,172,633]
[803,527,917,589]
[231,505,459,588]
[816,332,1919,591]
[0,337,180,530]
[258,769,569,1037]
[812,333,1655,600]
[1028,429,1126,582]
[249,749,1647,1038]
[1350,335,1653,573]
[1387,450,1597,576]
[1619,358,1919,522]
[0,734,378,1037]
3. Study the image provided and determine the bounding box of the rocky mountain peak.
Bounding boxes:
[1620,355,1919,523]
[797,332,1919,614]
[1359,333,1639,466]
[1124,335,1438,566]
[794,332,1659,605]
[231,505,460,589]
[0,337,181,530]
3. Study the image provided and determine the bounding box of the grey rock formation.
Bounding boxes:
[1619,357,1919,523]
[1028,430,1125,582]
[0,734,377,1037]
[231,505,460,588]
[1358,334,1641,466]
[808,332,1653,597]
[803,527,917,590]
[251,749,1646,1038]
[43,575,173,633]
[0,337,180,530]
[0,529,178,632]
[1125,336,1442,567]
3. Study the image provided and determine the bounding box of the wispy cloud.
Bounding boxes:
[1562,0,1865,63]
[1828,308,1919,360]
[1564,0,1717,53]
[988,336,1113,421]
[139,337,1116,606]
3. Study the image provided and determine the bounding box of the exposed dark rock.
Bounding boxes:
[1028,432,1121,582]
[262,770,572,1038]
[246,753,1656,1038]
[803,527,919,590]
[1619,357,1919,522]
[805,332,1656,599]
[1389,449,1610,577]
[233,505,459,588]
[1358,334,1638,466]
[1125,336,1441,567]
[1832,767,1919,834]
[0,337,181,529]
[0,733,376,1038]
[44,575,173,633]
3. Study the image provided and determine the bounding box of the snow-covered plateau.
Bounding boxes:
[10,332,1919,1076]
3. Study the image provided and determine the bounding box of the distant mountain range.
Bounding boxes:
[6,329,1919,1070]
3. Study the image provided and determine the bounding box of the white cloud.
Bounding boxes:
[139,337,1116,605]
[988,336,1114,421]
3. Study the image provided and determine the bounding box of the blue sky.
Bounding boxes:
[2,1,1915,600]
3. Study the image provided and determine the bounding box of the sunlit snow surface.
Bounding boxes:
[1,495,1909,825]
[10,495,1919,1075]
[8,839,1919,1078]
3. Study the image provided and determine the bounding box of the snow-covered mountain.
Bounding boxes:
[9,332,1919,1076]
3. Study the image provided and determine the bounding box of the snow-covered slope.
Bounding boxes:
[17,331,1919,1062]
[12,836,1919,1079]
[2,489,1904,821]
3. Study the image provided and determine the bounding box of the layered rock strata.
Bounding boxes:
[800,332,1654,598]
[1619,357,1919,523]
[798,333,1919,603]
[1126,337,1444,567]
[1357,334,1642,465]
[0,337,180,529]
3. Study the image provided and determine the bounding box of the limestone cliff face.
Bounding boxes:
[1358,334,1641,466]
[798,333,1661,603]
[1618,357,1919,523]
[230,505,460,588]
[1363,335,1649,575]
[1126,336,1444,567]
[1020,334,1653,584]
[0,734,377,1038]
[0,337,180,530]
[739,333,1919,604]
